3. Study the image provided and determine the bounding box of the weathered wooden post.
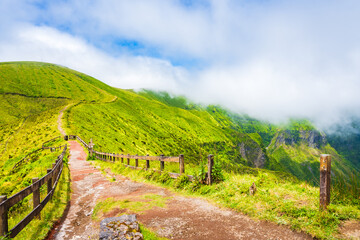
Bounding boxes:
[127,154,130,165]
[0,195,8,236]
[320,154,331,210]
[207,154,214,185]
[88,139,94,157]
[160,154,164,171]
[135,154,139,168]
[113,153,115,162]
[146,154,150,169]
[32,178,40,219]
[121,156,124,164]
[179,154,185,174]
[52,163,56,188]
[47,169,52,197]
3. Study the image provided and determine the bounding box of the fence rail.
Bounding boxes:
[42,136,61,149]
[0,145,67,238]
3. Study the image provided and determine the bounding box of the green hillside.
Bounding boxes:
[0,61,115,102]
[65,89,357,184]
[1,62,358,186]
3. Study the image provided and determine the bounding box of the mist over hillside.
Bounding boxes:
[1,62,358,187]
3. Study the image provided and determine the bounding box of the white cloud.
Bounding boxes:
[0,24,187,91]
[1,0,360,130]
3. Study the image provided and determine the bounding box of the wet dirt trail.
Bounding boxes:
[50,140,312,240]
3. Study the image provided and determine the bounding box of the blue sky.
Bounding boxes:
[30,0,211,68]
[1,0,360,129]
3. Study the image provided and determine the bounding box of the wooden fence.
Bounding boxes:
[94,151,188,179]
[0,145,67,238]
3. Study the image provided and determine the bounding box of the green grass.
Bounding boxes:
[140,224,169,240]
[67,88,235,162]
[92,194,171,221]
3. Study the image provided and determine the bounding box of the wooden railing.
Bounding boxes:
[94,151,187,179]
[0,145,67,238]
[12,136,66,171]
[42,136,61,149]
[42,136,66,152]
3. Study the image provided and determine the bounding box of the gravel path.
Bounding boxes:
[49,141,312,240]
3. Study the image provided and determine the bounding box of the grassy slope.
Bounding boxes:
[68,88,358,184]
[67,89,236,166]
[0,61,114,102]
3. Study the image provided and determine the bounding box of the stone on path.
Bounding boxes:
[100,215,143,240]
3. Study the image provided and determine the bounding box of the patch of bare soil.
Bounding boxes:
[49,141,315,240]
[139,196,311,240]
[339,220,360,240]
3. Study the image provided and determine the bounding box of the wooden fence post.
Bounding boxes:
[47,169,52,198]
[320,154,331,210]
[52,163,56,189]
[146,154,150,169]
[127,154,130,165]
[179,154,185,174]
[89,139,94,157]
[121,157,124,164]
[135,154,138,168]
[160,154,164,171]
[32,178,40,219]
[113,153,115,162]
[0,195,8,236]
[207,154,214,185]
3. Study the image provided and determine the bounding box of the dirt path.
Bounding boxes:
[50,141,312,240]
[57,104,72,136]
